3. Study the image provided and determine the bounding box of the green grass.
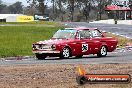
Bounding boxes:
[0,21,58,25]
[106,33,132,48]
[0,21,62,27]
[0,21,64,28]
[0,26,60,57]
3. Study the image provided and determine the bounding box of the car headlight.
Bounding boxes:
[32,44,35,50]
[32,44,40,50]
[51,44,56,50]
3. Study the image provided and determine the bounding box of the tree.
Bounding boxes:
[129,0,132,8]
[68,0,75,21]
[38,0,45,15]
[0,0,2,5]
[8,1,23,14]
[82,0,91,22]
[26,0,46,15]
[95,0,112,20]
[75,0,95,21]
[49,0,67,21]
[54,0,67,21]
[0,0,7,13]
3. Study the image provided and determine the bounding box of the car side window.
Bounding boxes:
[91,30,102,37]
[77,30,91,39]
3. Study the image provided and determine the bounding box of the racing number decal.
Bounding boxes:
[82,44,88,52]
[92,30,98,37]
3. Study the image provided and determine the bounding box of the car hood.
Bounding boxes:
[34,39,75,45]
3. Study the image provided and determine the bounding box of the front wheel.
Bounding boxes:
[60,47,71,59]
[36,54,47,60]
[97,46,107,57]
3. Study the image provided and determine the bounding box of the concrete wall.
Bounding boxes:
[0,14,24,19]
[90,19,115,24]
[117,20,132,25]
[0,14,34,22]
[6,16,17,22]
[90,19,132,25]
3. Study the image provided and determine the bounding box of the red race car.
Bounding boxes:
[32,28,118,60]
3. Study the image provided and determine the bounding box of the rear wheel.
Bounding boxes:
[97,46,107,57]
[60,47,71,59]
[36,54,47,60]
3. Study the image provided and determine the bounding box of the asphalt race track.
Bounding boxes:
[0,22,132,66]
[0,51,132,66]
[63,22,132,39]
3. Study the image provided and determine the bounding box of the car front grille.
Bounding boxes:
[32,44,52,50]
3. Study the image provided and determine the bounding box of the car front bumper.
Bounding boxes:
[32,50,60,54]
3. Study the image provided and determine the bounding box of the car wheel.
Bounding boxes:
[76,76,87,85]
[76,55,83,58]
[97,46,107,57]
[60,47,71,59]
[36,54,47,60]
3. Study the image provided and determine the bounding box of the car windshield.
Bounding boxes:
[52,29,77,39]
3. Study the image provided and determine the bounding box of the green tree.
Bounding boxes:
[96,0,112,20]
[8,1,23,14]
[75,0,95,21]
[26,0,46,15]
[0,0,7,13]
[68,0,75,21]
[51,0,67,21]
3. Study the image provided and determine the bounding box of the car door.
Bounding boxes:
[90,29,117,52]
[71,31,85,56]
[90,29,109,53]
[76,30,93,55]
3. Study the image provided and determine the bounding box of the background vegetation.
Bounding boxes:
[1,0,132,22]
[106,33,132,48]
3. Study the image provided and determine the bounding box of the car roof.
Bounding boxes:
[65,27,98,30]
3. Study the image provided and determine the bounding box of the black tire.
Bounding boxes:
[97,46,107,57]
[60,47,71,59]
[36,54,47,60]
[76,76,87,85]
[76,55,83,58]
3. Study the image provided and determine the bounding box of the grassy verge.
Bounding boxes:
[0,21,64,28]
[106,33,132,48]
[0,25,62,57]
[0,21,59,25]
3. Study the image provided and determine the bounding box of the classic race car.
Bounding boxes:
[32,28,118,60]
